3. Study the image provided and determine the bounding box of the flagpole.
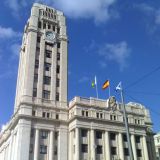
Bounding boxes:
[95,76,99,99]
[117,82,134,160]
[108,79,111,98]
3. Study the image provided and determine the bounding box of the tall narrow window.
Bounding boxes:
[56,78,60,87]
[56,92,59,101]
[38,21,41,28]
[57,42,61,48]
[44,76,51,85]
[43,23,46,29]
[35,60,39,69]
[37,36,41,43]
[46,50,52,58]
[43,90,50,99]
[57,27,60,34]
[34,74,38,83]
[33,88,37,97]
[56,65,60,74]
[57,52,60,60]
[44,63,51,71]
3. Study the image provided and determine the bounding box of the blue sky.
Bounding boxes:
[0,0,160,132]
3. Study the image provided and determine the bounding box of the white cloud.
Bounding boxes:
[78,76,89,83]
[6,0,117,23]
[0,26,21,39]
[99,61,107,68]
[98,41,131,71]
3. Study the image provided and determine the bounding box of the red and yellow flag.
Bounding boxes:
[102,80,110,90]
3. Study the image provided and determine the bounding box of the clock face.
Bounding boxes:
[45,31,56,41]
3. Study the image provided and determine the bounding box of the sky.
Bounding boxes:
[0,0,160,132]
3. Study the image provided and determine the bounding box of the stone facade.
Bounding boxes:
[0,3,156,160]
[154,133,160,160]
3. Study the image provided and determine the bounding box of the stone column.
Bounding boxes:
[34,129,39,160]
[105,131,110,160]
[142,136,149,160]
[131,134,137,160]
[90,129,96,160]
[69,131,73,160]
[75,128,80,160]
[8,133,13,160]
[118,133,124,160]
[49,130,54,160]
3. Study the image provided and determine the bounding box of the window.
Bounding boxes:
[41,130,48,139]
[100,113,103,118]
[30,128,34,137]
[55,132,58,140]
[56,92,59,101]
[57,27,60,34]
[43,23,46,29]
[34,74,38,83]
[81,144,88,153]
[57,42,61,48]
[42,112,46,118]
[44,76,51,85]
[53,25,55,31]
[30,144,33,153]
[47,113,50,118]
[82,110,85,116]
[110,115,116,120]
[46,50,52,58]
[135,135,141,143]
[37,36,41,43]
[40,145,47,154]
[123,134,127,142]
[56,65,60,73]
[56,114,59,119]
[35,60,39,69]
[48,24,51,29]
[56,78,60,87]
[96,145,102,154]
[111,147,117,155]
[96,131,102,139]
[86,111,88,117]
[33,88,37,97]
[43,90,50,99]
[137,149,142,157]
[32,110,36,116]
[44,63,51,71]
[81,129,87,137]
[57,52,60,60]
[54,146,57,155]
[96,113,99,118]
[38,21,41,28]
[124,148,129,156]
[110,133,116,140]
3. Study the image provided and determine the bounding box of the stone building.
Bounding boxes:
[154,132,160,160]
[0,3,156,160]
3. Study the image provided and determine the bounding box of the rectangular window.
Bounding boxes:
[35,60,39,69]
[30,128,34,138]
[41,130,48,139]
[38,21,41,29]
[100,113,103,118]
[56,92,59,101]
[30,144,33,153]
[96,112,99,118]
[55,132,59,140]
[81,129,87,137]
[56,65,60,74]
[124,148,129,156]
[56,114,59,119]
[34,74,38,83]
[54,146,57,155]
[81,144,88,153]
[82,110,85,116]
[111,147,117,155]
[47,112,50,118]
[37,36,41,43]
[135,135,141,143]
[57,52,60,60]
[123,134,127,142]
[86,111,88,117]
[40,145,47,154]
[48,24,51,29]
[56,78,60,87]
[42,112,46,118]
[96,131,102,139]
[96,145,102,154]
[45,50,52,58]
[43,90,50,99]
[44,63,51,71]
[110,133,116,140]
[44,76,51,85]
[137,149,142,157]
[33,88,37,97]
[57,27,60,34]
[43,23,46,29]
[57,42,61,48]
[53,25,55,31]
[32,110,36,116]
